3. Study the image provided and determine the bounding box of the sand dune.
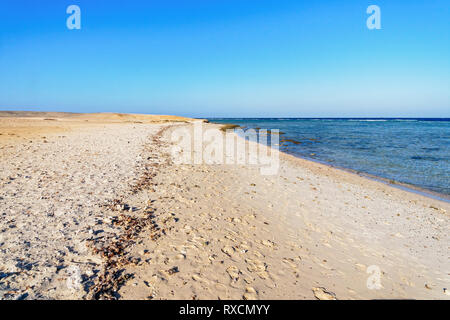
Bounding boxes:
[0,111,194,122]
[0,111,196,144]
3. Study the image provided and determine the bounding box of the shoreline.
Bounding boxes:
[213,122,450,204]
[285,154,450,204]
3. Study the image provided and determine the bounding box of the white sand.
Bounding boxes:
[0,118,169,299]
[0,116,448,300]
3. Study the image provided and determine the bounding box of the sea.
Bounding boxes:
[209,118,450,199]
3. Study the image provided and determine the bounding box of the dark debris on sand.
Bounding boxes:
[85,128,172,300]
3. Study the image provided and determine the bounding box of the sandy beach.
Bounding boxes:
[0,112,448,300]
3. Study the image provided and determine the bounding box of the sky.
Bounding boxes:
[0,0,449,117]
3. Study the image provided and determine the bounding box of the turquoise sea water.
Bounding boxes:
[209,118,450,197]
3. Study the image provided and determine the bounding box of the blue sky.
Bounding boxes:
[0,0,449,117]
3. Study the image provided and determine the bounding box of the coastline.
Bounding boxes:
[0,114,449,300]
[222,120,449,212]
[212,121,450,203]
[284,153,450,204]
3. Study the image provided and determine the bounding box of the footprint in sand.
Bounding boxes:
[243,276,254,284]
[226,266,240,281]
[221,245,236,257]
[312,287,337,300]
[246,259,269,279]
[282,258,298,271]
[261,240,275,248]
[192,274,209,285]
[243,287,258,300]
[238,242,250,253]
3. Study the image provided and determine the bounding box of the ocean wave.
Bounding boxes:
[348,119,388,122]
